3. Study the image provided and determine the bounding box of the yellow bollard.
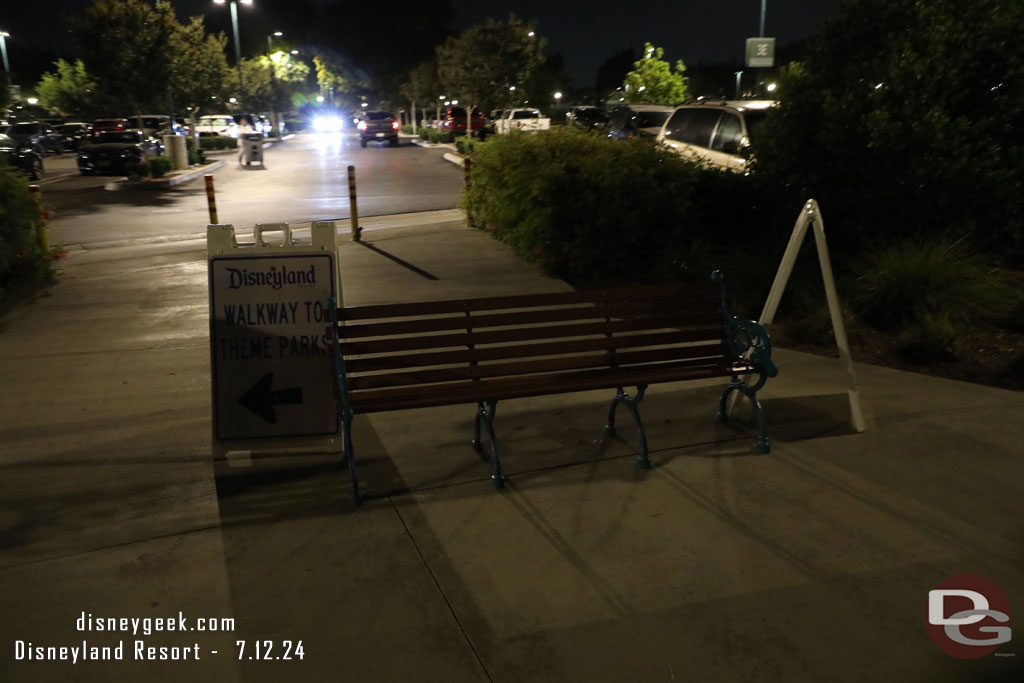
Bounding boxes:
[204,174,219,224]
[348,165,361,241]
[28,185,50,252]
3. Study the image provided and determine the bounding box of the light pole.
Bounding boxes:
[267,30,282,54]
[0,30,10,74]
[214,0,252,97]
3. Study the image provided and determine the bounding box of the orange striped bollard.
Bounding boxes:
[348,165,361,241]
[28,185,50,251]
[204,174,219,224]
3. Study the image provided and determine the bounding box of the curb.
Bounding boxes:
[103,160,227,191]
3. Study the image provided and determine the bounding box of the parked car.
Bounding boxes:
[54,122,94,151]
[492,108,551,135]
[92,118,129,135]
[356,110,400,147]
[4,121,64,154]
[0,133,44,180]
[606,104,674,140]
[195,115,240,138]
[566,106,609,131]
[441,106,487,139]
[126,115,174,137]
[656,100,775,171]
[76,130,164,175]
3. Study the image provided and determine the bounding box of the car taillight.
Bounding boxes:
[357,121,367,131]
[391,121,400,130]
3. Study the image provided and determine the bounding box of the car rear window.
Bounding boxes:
[201,117,234,126]
[365,112,392,121]
[8,123,39,134]
[512,111,539,119]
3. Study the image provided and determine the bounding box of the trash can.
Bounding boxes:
[239,133,264,166]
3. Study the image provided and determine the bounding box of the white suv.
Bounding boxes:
[195,115,239,138]
[656,100,775,171]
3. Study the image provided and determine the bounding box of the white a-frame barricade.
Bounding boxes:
[208,221,343,459]
[732,199,866,433]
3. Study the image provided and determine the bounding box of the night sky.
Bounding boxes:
[4,0,841,87]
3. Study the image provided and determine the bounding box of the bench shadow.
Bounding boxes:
[757,393,860,442]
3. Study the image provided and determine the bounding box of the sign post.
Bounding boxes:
[208,221,342,459]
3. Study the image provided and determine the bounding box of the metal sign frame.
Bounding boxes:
[731,199,866,433]
[208,221,343,460]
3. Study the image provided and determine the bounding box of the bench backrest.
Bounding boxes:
[329,282,746,413]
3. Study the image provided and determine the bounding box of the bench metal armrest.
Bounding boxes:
[711,271,778,390]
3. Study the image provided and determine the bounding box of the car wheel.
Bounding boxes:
[80,169,92,176]
[360,139,367,148]
[29,158,42,181]
[389,137,399,147]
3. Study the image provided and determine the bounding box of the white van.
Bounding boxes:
[656,100,775,171]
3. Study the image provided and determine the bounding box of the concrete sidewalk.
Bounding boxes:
[0,216,1021,682]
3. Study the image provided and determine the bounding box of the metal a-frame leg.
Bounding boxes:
[716,380,770,454]
[604,385,651,469]
[342,408,362,505]
[471,400,504,489]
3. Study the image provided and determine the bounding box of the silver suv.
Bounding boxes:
[656,100,775,171]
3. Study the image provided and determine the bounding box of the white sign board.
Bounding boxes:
[209,236,339,442]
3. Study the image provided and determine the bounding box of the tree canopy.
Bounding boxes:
[754,0,1024,256]
[622,43,687,106]
[436,16,545,112]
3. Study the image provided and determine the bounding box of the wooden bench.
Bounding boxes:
[328,271,777,505]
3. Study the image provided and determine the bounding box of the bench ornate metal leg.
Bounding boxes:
[342,408,361,505]
[716,381,770,454]
[605,385,651,469]
[472,400,504,489]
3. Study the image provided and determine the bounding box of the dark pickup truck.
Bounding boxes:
[357,110,399,147]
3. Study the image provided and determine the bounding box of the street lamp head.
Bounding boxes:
[213,0,225,4]
[240,0,253,4]
[273,31,283,37]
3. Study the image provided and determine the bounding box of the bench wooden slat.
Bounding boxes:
[347,360,743,413]
[337,319,721,356]
[337,303,721,340]
[346,341,730,390]
[337,282,717,321]
[340,328,723,372]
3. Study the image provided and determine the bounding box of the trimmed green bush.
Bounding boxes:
[125,160,148,180]
[146,156,173,178]
[198,136,240,151]
[0,167,55,304]
[462,126,703,287]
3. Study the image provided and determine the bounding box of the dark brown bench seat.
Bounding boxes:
[328,271,777,505]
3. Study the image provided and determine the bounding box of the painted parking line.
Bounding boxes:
[35,172,79,186]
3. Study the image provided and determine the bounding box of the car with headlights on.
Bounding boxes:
[77,130,164,175]
[0,133,44,180]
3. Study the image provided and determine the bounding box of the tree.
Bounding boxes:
[169,17,230,121]
[436,15,545,119]
[400,60,441,127]
[36,60,101,118]
[72,0,178,116]
[228,53,309,115]
[754,0,1024,258]
[622,43,687,105]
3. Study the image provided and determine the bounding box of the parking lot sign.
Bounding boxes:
[746,37,776,67]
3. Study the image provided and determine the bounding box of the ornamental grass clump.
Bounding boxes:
[851,236,1002,361]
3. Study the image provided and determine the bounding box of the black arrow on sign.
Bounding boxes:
[239,372,303,424]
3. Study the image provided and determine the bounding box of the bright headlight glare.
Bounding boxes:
[314,116,344,132]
